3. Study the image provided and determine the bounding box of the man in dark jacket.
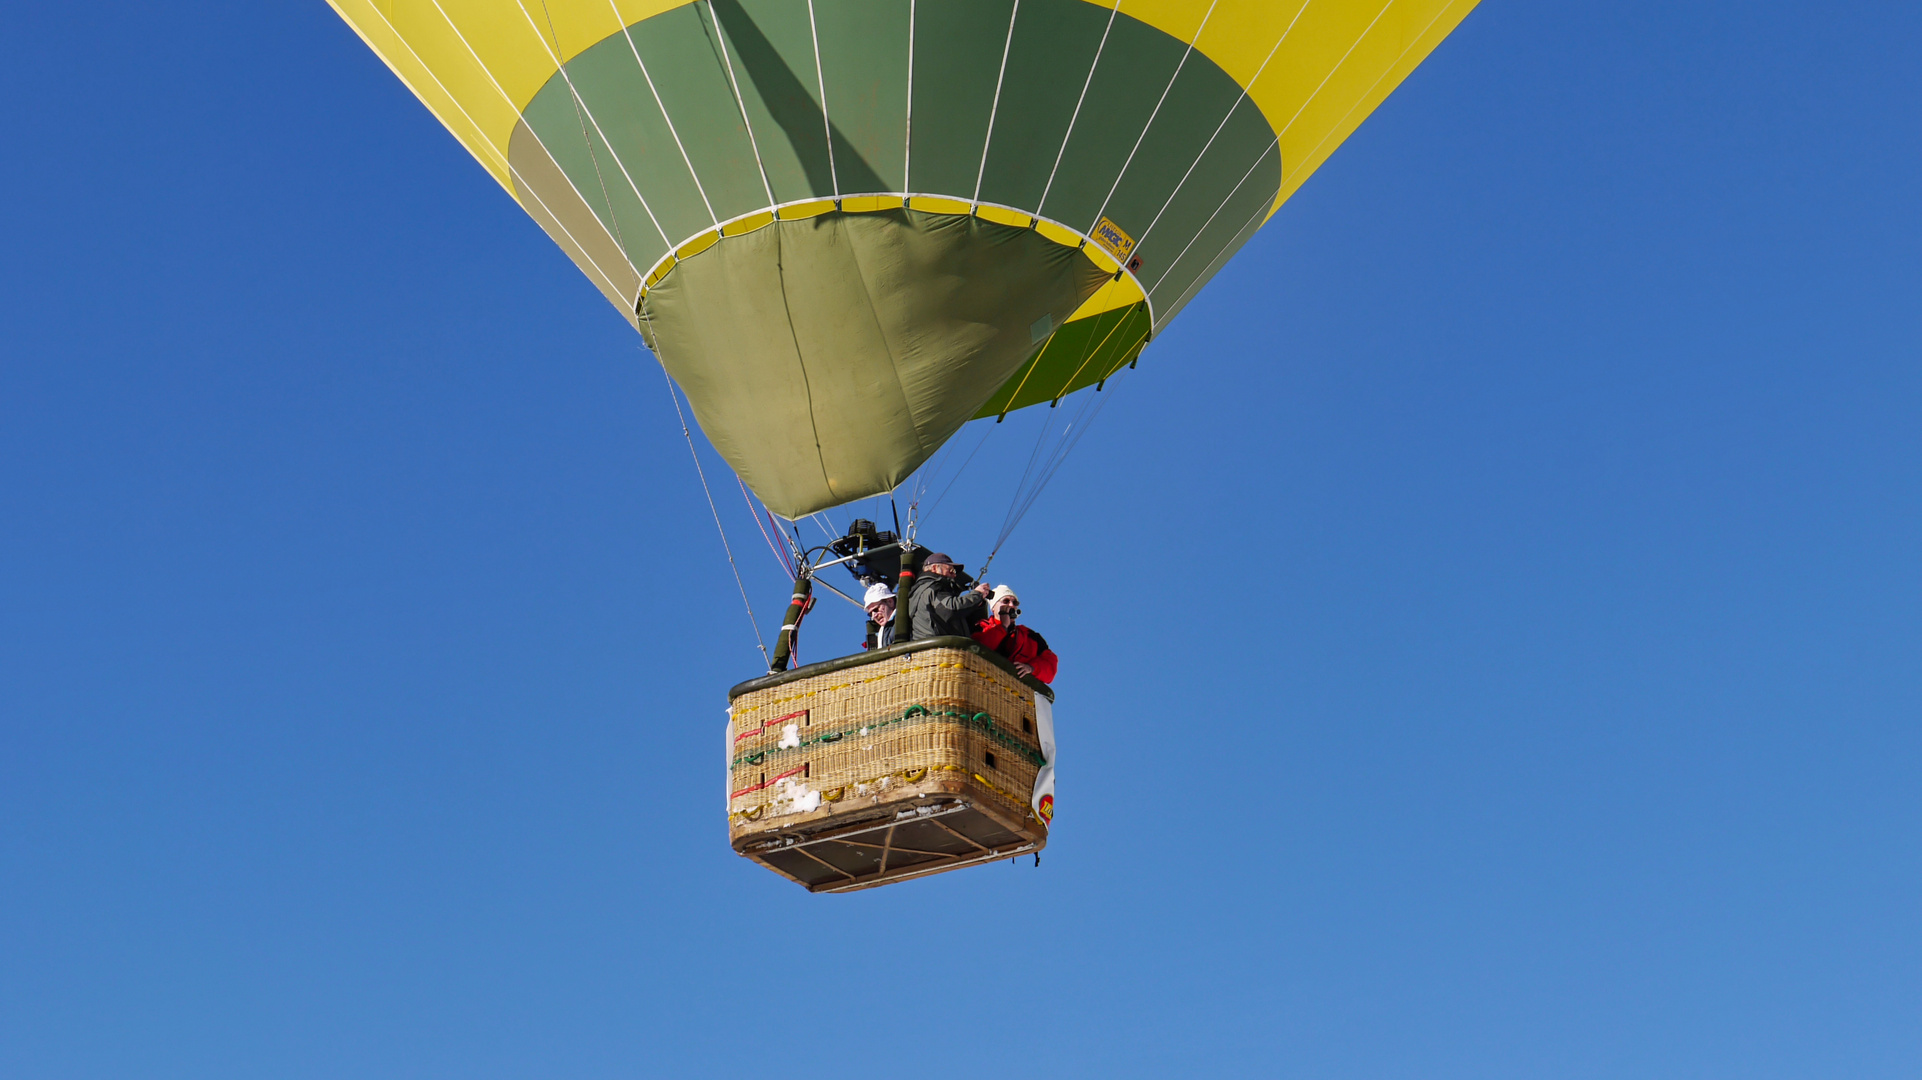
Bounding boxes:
[907,552,990,640]
[972,584,1059,684]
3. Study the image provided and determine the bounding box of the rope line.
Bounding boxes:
[1037,0,1121,216]
[773,511,801,576]
[609,0,717,225]
[990,398,1065,551]
[902,413,985,528]
[913,434,958,511]
[903,0,917,188]
[553,74,626,251]
[1087,0,1220,237]
[411,0,648,283]
[981,362,1132,575]
[705,0,777,206]
[522,0,670,247]
[971,0,1023,206]
[1014,380,1117,529]
[642,320,768,663]
[805,0,840,194]
[738,476,793,578]
[925,422,996,522]
[1133,0,1310,255]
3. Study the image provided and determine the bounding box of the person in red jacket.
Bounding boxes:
[972,585,1058,684]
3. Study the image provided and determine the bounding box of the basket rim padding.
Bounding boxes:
[729,635,1055,702]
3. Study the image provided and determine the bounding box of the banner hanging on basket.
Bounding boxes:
[1032,696,1056,825]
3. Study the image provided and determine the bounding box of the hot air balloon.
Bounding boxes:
[328,0,1479,890]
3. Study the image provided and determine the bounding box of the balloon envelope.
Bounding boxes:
[329,0,1479,516]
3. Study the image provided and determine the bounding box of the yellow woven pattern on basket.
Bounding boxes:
[729,763,957,825]
[969,771,1031,814]
[742,660,967,713]
[727,647,1046,828]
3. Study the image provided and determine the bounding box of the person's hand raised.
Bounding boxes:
[973,582,992,598]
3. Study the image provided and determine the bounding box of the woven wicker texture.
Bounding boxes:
[728,647,1045,834]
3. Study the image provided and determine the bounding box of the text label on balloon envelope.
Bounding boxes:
[1092,217,1137,263]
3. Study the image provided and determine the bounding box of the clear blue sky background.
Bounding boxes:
[4,3,1919,1077]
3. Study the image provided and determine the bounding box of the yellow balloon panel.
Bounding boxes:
[326,0,690,191]
[1083,0,1480,214]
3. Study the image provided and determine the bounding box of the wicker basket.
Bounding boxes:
[727,637,1053,893]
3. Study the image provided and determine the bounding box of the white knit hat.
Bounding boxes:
[863,583,896,606]
[989,584,1019,607]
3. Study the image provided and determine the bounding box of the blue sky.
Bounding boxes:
[4,2,1920,1077]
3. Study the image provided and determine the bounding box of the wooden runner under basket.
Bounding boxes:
[727,637,1053,893]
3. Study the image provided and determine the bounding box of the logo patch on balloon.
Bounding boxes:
[1092,217,1137,264]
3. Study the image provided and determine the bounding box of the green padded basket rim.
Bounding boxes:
[728,636,1056,702]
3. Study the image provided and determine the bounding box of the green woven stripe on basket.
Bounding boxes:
[731,704,1046,769]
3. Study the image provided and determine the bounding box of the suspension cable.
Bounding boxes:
[979,365,1132,577]
[903,414,976,525]
[1000,406,1061,533]
[737,476,793,579]
[778,515,803,575]
[925,421,996,523]
[980,401,1064,572]
[640,330,769,665]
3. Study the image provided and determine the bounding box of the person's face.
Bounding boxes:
[993,596,1018,621]
[866,599,894,624]
[926,562,956,578]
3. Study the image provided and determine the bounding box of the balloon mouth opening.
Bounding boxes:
[635,194,1147,324]
[637,202,1137,517]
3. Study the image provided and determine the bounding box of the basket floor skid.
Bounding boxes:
[727,640,1051,892]
[740,785,1044,893]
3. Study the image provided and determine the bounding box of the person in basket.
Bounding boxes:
[863,583,897,650]
[907,552,991,640]
[971,584,1057,684]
